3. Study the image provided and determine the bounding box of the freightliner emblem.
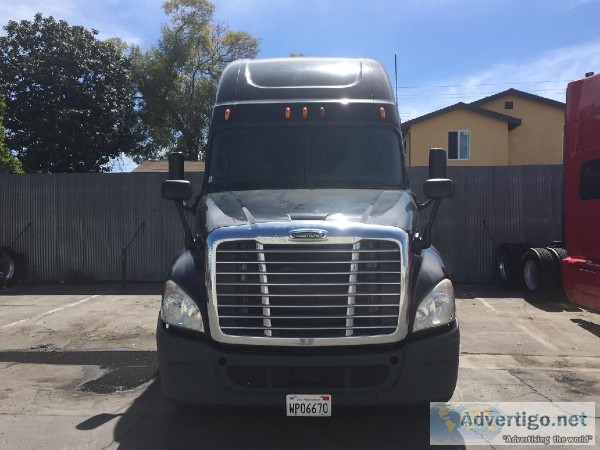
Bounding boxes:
[289,229,328,240]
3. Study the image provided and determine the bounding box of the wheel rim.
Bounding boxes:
[0,253,15,281]
[499,259,509,280]
[524,259,538,291]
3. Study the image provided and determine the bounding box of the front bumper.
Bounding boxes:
[156,318,459,407]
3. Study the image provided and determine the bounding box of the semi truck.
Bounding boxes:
[157,57,459,414]
[497,72,600,311]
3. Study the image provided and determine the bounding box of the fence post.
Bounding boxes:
[121,248,127,290]
[121,222,146,290]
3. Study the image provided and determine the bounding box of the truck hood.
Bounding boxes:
[196,189,417,236]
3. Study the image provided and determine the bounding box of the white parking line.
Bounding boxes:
[513,323,559,352]
[476,297,499,313]
[0,294,105,329]
[473,295,559,353]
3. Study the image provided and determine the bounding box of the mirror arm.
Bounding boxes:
[417,199,433,210]
[413,199,442,252]
[175,201,195,249]
[181,200,197,214]
[184,195,202,214]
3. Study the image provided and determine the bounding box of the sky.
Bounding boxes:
[1,0,600,170]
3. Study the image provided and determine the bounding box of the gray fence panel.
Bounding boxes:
[1,172,203,282]
[1,166,562,283]
[408,165,562,282]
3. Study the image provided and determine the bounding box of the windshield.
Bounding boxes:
[207,126,404,190]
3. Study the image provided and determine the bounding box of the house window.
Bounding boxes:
[504,101,514,109]
[448,130,470,160]
[580,158,600,200]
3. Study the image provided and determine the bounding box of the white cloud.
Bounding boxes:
[0,0,163,46]
[398,39,600,121]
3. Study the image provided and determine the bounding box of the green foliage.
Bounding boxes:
[0,94,23,173]
[132,0,260,161]
[0,14,142,172]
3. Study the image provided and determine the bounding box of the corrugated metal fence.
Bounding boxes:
[409,165,562,282]
[0,165,562,283]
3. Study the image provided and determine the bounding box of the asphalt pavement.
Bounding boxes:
[0,282,598,449]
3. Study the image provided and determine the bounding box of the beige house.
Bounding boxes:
[401,89,565,166]
[132,160,205,172]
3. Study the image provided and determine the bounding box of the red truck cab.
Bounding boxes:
[562,72,600,310]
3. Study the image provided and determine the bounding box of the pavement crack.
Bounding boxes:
[0,362,18,371]
[508,370,578,417]
[508,370,555,403]
[507,390,537,400]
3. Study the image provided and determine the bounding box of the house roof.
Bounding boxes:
[470,88,566,109]
[132,160,205,173]
[401,102,522,133]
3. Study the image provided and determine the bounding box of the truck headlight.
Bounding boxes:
[161,280,205,332]
[413,278,455,332]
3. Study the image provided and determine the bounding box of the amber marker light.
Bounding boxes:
[379,107,386,119]
[285,107,291,119]
[302,107,308,119]
[224,108,230,121]
[320,107,325,118]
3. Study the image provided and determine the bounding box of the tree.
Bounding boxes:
[132,0,260,161]
[0,94,23,173]
[0,14,142,172]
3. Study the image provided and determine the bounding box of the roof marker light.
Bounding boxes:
[320,107,325,118]
[302,107,308,119]
[285,107,291,119]
[380,107,386,119]
[224,108,230,121]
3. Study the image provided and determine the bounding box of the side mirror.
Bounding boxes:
[414,148,454,252]
[424,178,454,199]
[163,152,195,249]
[168,152,185,180]
[162,179,192,201]
[428,148,447,179]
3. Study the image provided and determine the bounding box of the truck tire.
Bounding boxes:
[497,243,524,288]
[518,242,534,252]
[540,249,560,293]
[546,246,567,293]
[547,246,567,265]
[521,247,559,301]
[0,247,17,287]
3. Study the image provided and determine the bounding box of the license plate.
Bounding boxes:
[286,394,331,417]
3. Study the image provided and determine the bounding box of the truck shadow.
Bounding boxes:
[571,318,600,338]
[78,378,465,450]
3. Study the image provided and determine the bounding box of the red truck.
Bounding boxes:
[497,72,600,310]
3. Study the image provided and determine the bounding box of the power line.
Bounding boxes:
[395,79,573,89]
[397,87,565,97]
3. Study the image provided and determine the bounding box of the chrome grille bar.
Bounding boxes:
[218,303,400,308]
[217,249,399,253]
[219,314,399,319]
[217,259,401,264]
[217,281,400,286]
[217,271,401,275]
[221,326,398,331]
[217,292,400,297]
[346,241,360,337]
[256,242,271,337]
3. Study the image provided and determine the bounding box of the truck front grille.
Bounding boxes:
[215,240,401,339]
